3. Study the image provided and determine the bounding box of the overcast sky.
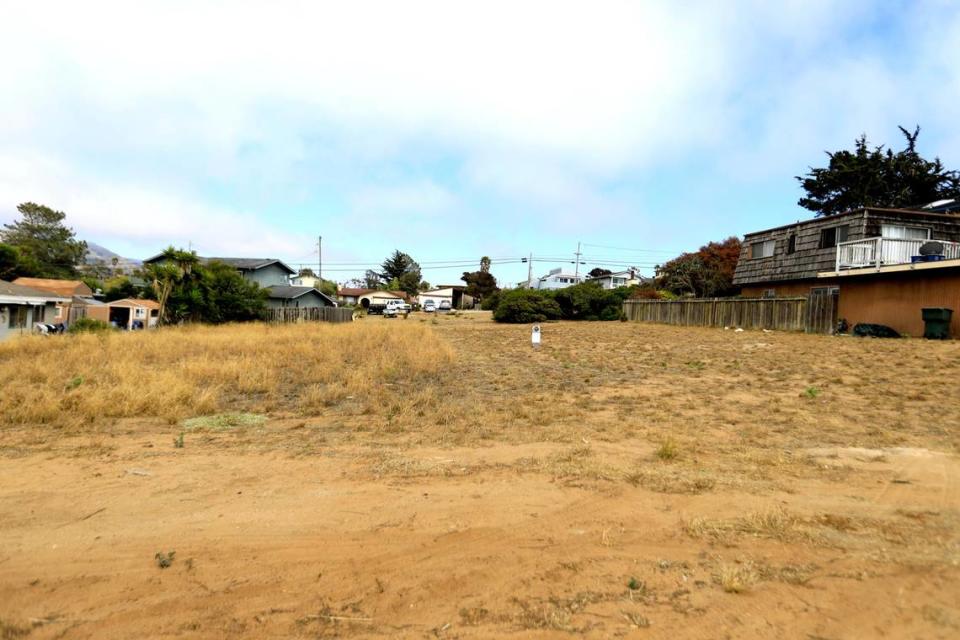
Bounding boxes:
[1,1,958,286]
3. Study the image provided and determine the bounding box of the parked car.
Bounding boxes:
[383,305,398,318]
[439,300,452,311]
[423,301,436,313]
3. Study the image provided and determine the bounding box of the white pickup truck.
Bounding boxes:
[382,300,411,318]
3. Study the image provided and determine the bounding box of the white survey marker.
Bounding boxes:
[531,324,541,347]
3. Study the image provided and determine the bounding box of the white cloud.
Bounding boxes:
[0,153,304,258]
[1,0,959,263]
[349,181,456,218]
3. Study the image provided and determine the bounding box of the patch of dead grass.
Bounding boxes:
[0,322,453,430]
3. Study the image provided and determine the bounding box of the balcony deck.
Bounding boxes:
[833,237,960,272]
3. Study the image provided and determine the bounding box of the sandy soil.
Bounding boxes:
[2,314,959,639]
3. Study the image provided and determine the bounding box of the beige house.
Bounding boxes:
[85,298,160,329]
[13,277,96,323]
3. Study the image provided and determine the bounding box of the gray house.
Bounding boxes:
[266,285,336,309]
[0,280,69,341]
[143,254,296,288]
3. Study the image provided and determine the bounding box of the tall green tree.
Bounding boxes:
[200,261,269,322]
[797,126,960,216]
[379,250,422,296]
[1,202,88,278]
[0,243,23,280]
[461,271,498,301]
[145,247,201,324]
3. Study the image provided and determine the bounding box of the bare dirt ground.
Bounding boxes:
[2,313,959,639]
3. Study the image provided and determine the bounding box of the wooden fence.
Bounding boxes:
[623,296,836,334]
[265,307,354,324]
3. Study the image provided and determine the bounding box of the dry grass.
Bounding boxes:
[715,562,758,593]
[2,317,960,638]
[0,322,453,430]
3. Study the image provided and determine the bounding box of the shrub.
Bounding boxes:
[493,289,561,323]
[67,317,112,334]
[631,287,663,300]
[480,289,502,311]
[552,281,629,321]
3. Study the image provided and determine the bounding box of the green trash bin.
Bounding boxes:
[922,307,953,339]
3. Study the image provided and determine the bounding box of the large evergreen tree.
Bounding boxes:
[797,127,960,216]
[379,250,422,296]
[1,202,88,278]
[461,256,499,302]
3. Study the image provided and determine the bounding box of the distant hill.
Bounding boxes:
[84,242,142,273]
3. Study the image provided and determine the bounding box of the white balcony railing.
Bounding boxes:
[836,237,960,270]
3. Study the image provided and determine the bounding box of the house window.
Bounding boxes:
[8,306,26,328]
[750,239,775,259]
[819,225,849,249]
[761,289,776,298]
[787,234,797,254]
[134,307,146,319]
[881,224,929,240]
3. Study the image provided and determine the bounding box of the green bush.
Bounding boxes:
[68,317,112,333]
[492,289,561,323]
[480,289,502,311]
[552,281,631,321]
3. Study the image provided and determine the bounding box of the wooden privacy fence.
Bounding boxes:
[265,307,354,324]
[623,295,837,334]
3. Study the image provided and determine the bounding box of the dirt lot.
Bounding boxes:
[1,313,959,639]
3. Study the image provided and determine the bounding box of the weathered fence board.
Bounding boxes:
[623,296,833,334]
[265,307,354,324]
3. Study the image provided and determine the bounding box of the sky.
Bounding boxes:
[1,1,959,287]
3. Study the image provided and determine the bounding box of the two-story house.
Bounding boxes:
[586,268,647,290]
[534,268,584,290]
[143,254,335,309]
[732,206,960,336]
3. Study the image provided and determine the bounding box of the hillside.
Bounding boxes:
[84,241,142,272]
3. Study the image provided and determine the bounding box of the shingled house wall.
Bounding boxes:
[733,208,960,288]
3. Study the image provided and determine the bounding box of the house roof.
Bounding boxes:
[742,207,960,238]
[268,285,337,305]
[587,269,643,279]
[205,258,296,274]
[72,295,106,306]
[12,277,93,297]
[0,279,70,303]
[338,287,374,297]
[143,254,296,275]
[108,298,161,309]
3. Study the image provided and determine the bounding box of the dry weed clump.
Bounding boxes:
[714,562,758,593]
[0,322,453,430]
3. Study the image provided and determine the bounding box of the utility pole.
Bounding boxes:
[527,252,533,288]
[318,236,322,281]
[574,242,582,278]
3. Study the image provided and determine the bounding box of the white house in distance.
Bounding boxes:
[534,268,584,290]
[586,268,647,290]
[290,274,322,288]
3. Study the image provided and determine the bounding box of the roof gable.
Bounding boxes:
[143,254,296,275]
[0,279,70,302]
[267,285,336,305]
[12,277,93,297]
